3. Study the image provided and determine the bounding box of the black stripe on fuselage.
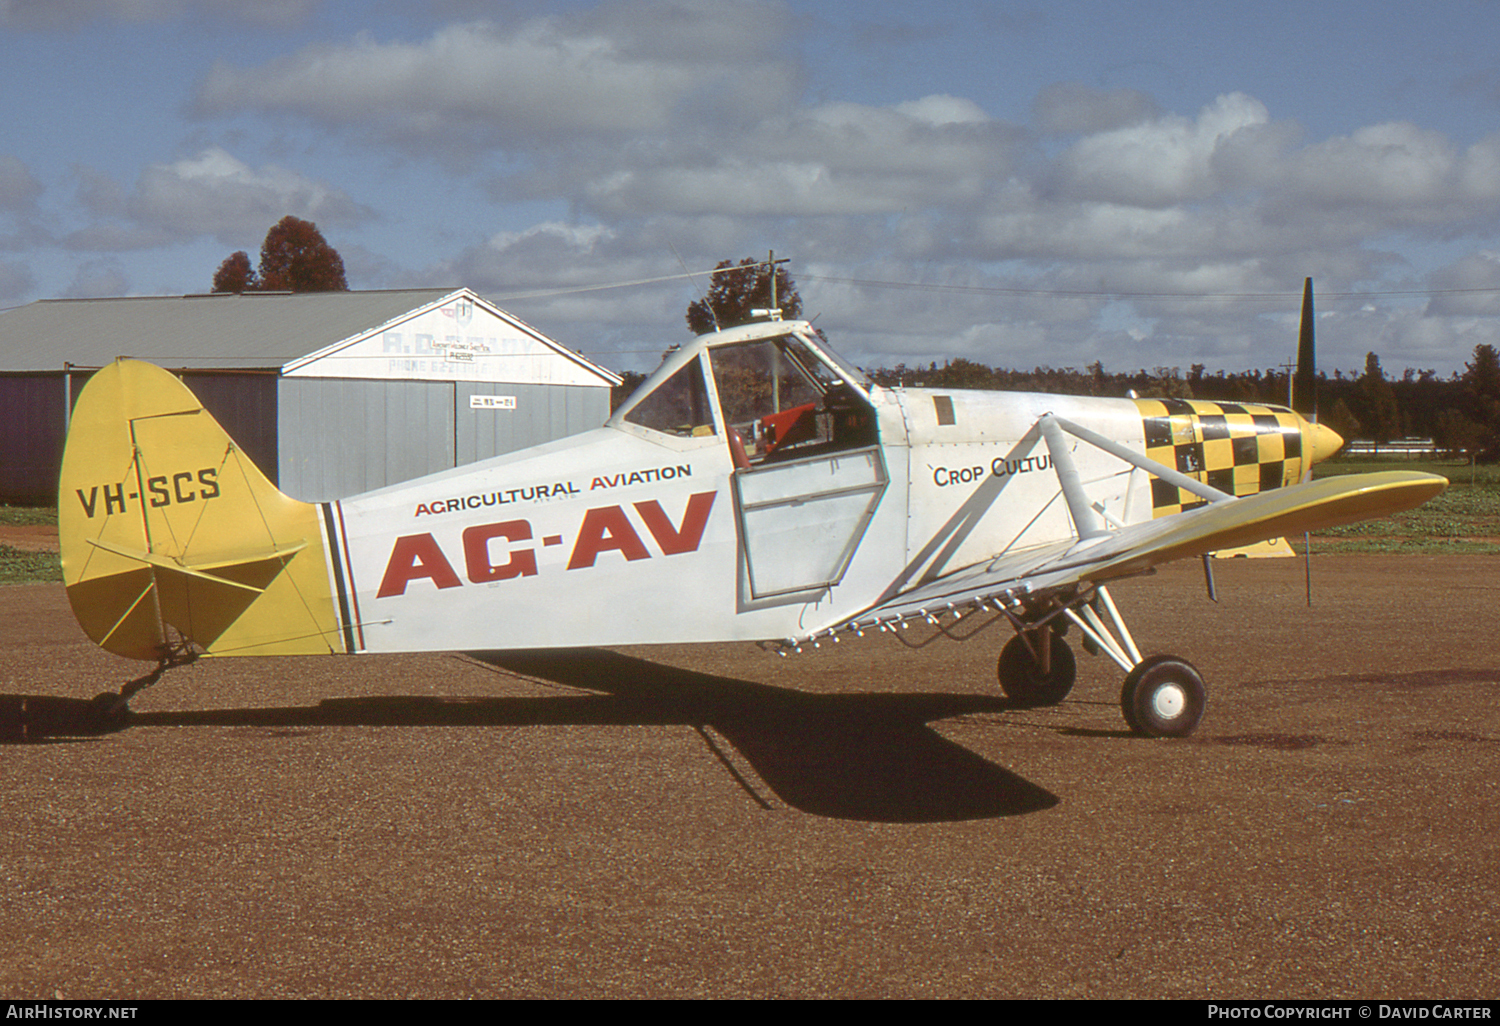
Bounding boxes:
[321,502,358,655]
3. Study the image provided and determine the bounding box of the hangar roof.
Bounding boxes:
[0,288,620,386]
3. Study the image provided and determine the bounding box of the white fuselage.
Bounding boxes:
[327,374,1152,652]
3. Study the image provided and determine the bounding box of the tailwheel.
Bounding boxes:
[89,691,130,726]
[1120,656,1206,737]
[997,632,1076,707]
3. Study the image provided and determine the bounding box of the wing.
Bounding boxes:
[827,470,1445,636]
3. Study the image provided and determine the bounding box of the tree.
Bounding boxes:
[1434,407,1489,459]
[611,370,648,412]
[1464,343,1500,402]
[211,250,258,293]
[686,257,803,335]
[212,216,348,294]
[1354,352,1400,443]
[258,216,348,292]
[1087,360,1106,396]
[1134,366,1192,400]
[1452,343,1500,461]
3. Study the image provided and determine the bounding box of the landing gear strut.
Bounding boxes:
[999,584,1207,737]
[87,643,195,728]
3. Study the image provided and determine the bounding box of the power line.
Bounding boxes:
[796,274,1500,301]
[492,268,1500,304]
[8,267,1496,315]
[489,264,747,302]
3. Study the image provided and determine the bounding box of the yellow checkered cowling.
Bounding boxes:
[1134,399,1306,517]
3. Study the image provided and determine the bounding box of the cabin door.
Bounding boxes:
[731,446,888,600]
[707,330,888,601]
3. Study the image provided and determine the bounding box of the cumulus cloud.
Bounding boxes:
[1050,93,1273,207]
[453,70,1500,369]
[131,149,369,238]
[442,221,657,302]
[193,2,802,155]
[68,148,370,250]
[427,219,750,355]
[571,97,1021,219]
[1278,125,1500,232]
[151,2,1500,372]
[1425,250,1500,317]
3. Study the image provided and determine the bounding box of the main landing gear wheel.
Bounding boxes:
[1120,656,1206,738]
[997,633,1076,707]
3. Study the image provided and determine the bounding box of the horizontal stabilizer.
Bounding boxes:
[86,537,309,594]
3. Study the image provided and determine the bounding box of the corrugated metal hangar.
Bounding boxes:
[0,288,621,504]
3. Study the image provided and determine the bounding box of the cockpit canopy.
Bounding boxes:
[611,322,876,467]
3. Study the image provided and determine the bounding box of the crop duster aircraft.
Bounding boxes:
[60,308,1446,737]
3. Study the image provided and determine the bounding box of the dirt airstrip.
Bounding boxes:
[2,554,1497,999]
[0,523,59,552]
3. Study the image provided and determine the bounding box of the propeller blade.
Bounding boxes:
[1294,276,1317,418]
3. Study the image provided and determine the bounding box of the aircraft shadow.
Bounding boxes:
[0,649,1059,823]
[478,649,1059,822]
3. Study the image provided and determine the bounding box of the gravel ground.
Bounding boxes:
[2,554,1497,999]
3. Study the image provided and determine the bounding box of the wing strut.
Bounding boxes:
[1043,414,1233,506]
[773,419,1446,739]
[1038,415,1108,539]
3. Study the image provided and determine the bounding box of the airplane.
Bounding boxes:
[59,302,1447,738]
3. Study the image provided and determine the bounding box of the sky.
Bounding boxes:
[3,0,1500,377]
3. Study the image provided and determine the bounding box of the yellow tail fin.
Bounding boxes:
[60,359,341,660]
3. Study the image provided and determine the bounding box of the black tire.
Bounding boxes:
[1120,656,1206,737]
[997,633,1076,706]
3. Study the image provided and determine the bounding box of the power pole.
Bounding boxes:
[753,249,791,321]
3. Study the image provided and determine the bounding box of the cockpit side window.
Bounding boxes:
[709,334,875,466]
[622,356,716,437]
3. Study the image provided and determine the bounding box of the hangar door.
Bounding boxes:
[278,377,607,502]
